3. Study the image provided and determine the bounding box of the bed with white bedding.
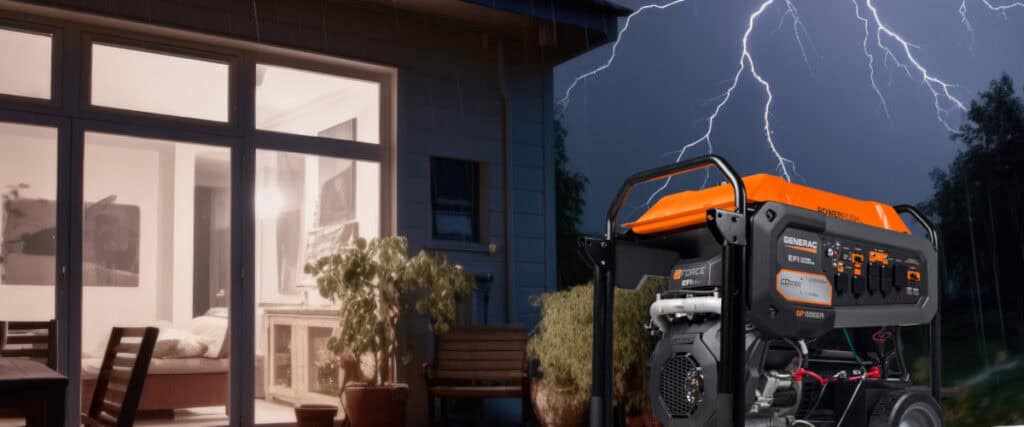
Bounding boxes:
[80,308,229,415]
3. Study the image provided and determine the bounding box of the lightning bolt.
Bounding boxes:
[961,0,1024,34]
[960,0,975,34]
[736,0,795,182]
[556,0,691,112]
[851,0,890,119]
[642,0,793,208]
[556,0,1014,211]
[862,0,967,133]
[779,0,815,72]
[980,0,1024,14]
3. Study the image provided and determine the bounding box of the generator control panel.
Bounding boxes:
[749,201,938,339]
[823,240,925,306]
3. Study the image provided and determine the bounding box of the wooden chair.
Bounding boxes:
[81,327,159,427]
[0,320,57,369]
[422,325,529,426]
[0,320,59,422]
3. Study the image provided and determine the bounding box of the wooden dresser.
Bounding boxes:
[263,306,342,406]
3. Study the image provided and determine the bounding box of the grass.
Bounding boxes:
[898,310,1023,426]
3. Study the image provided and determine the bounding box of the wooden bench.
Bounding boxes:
[422,325,530,426]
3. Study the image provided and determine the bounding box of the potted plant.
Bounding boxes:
[528,285,592,427]
[528,277,665,427]
[616,278,666,427]
[304,236,474,427]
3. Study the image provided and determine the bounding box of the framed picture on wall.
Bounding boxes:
[2,195,140,287]
[302,157,359,282]
[316,159,356,227]
[305,221,358,265]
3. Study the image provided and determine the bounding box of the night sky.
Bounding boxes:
[554,0,1024,233]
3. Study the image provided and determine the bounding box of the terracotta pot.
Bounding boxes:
[625,409,662,427]
[295,404,338,427]
[531,380,587,427]
[343,383,409,427]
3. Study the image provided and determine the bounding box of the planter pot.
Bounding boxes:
[531,380,587,427]
[295,404,338,427]
[625,410,661,427]
[621,370,661,427]
[343,383,409,427]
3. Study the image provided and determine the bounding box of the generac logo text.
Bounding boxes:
[783,235,818,250]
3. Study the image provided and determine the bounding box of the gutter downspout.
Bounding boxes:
[496,40,513,323]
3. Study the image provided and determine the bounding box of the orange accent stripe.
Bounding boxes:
[626,174,910,235]
[785,244,818,254]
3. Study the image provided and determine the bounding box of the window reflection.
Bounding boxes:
[254,149,380,420]
[0,122,58,319]
[0,27,52,100]
[255,64,380,144]
[91,43,230,121]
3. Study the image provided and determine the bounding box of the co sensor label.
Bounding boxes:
[776,269,832,307]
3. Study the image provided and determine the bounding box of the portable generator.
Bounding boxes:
[580,155,942,427]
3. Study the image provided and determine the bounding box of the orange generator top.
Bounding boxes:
[625,174,910,235]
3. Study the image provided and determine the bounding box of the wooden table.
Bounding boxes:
[0,358,67,427]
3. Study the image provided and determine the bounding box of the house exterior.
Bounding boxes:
[0,0,627,425]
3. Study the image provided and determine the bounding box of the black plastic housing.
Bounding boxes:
[747,201,939,339]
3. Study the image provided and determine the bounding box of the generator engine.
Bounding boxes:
[584,156,943,427]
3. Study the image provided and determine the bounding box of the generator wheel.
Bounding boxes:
[870,390,944,427]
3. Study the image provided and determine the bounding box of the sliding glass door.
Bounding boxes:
[0,121,61,321]
[0,21,64,339]
[252,149,381,422]
[79,129,232,418]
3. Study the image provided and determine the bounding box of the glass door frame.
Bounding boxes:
[69,118,242,425]
[0,107,73,422]
[237,48,396,423]
[0,6,397,425]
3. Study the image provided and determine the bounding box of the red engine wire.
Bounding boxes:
[794,366,880,385]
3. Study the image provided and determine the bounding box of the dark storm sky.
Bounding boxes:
[554,0,1024,233]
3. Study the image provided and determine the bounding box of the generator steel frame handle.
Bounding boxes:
[604,155,747,233]
[586,154,748,427]
[893,204,942,403]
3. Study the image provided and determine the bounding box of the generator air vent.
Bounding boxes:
[659,352,703,418]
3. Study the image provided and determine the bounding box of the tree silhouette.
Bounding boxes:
[923,73,1024,367]
[555,116,593,290]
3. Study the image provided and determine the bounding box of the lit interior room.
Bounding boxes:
[0,29,382,424]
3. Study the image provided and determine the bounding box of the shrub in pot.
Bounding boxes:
[528,285,591,427]
[527,277,665,427]
[305,236,474,427]
[617,278,666,426]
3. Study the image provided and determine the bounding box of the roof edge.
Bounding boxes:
[462,0,631,37]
